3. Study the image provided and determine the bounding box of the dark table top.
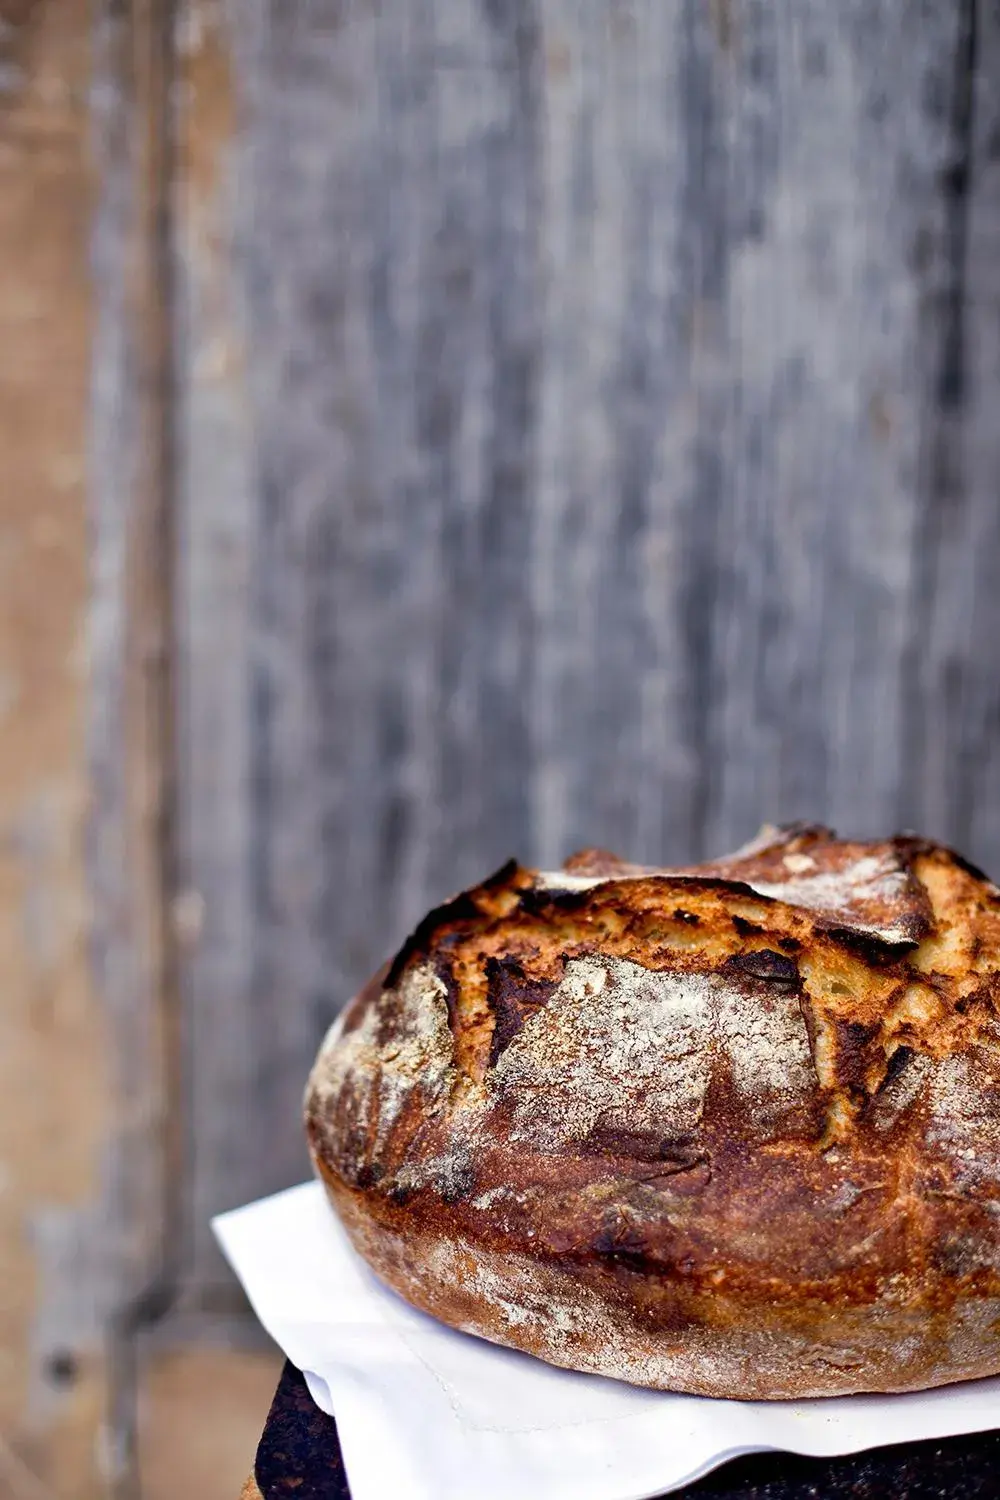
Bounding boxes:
[248,1361,1000,1499]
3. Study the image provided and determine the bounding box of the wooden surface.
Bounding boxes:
[139,1350,278,1500]
[0,1,279,1496]
[3,1,1000,1495]
[247,1362,1000,1500]
[0,1,107,1493]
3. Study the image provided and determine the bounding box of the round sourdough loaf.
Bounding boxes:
[304,825,1000,1398]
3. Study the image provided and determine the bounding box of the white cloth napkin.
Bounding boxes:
[214,1182,1000,1500]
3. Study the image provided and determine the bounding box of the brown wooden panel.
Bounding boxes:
[139,1348,281,1500]
[173,0,262,1297]
[89,0,191,1491]
[0,0,105,1494]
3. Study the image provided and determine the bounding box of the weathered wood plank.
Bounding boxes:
[173,0,262,1288]
[172,0,1000,1316]
[0,1,105,1496]
[139,1348,280,1500]
[956,0,1000,866]
[90,0,186,1493]
[693,0,972,854]
[532,3,697,863]
[897,0,1000,871]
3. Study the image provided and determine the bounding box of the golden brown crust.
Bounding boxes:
[305,826,1000,1398]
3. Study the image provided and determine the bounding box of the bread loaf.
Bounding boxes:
[304,825,1000,1398]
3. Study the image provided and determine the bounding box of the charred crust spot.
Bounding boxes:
[435,960,462,1034]
[832,1019,881,1097]
[777,935,802,952]
[673,908,700,925]
[486,956,559,1067]
[516,885,590,917]
[591,1242,652,1274]
[798,992,821,1063]
[878,1045,914,1092]
[384,861,524,988]
[581,1124,704,1168]
[385,891,483,988]
[511,887,547,918]
[488,987,525,1065]
[438,1161,476,1204]
[732,914,763,938]
[354,1162,384,1191]
[822,924,917,963]
[729,948,800,986]
[591,1213,651,1267]
[893,833,997,889]
[673,875,767,902]
[545,888,595,911]
[590,1219,697,1287]
[836,1017,880,1047]
[954,981,998,1018]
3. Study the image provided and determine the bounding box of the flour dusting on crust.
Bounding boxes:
[492,956,813,1150]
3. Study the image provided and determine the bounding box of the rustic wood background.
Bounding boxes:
[2,0,999,1495]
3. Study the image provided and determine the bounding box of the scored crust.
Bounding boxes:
[304,824,1000,1398]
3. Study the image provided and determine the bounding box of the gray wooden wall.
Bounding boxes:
[86,0,1000,1486]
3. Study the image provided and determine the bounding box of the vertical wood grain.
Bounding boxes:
[91,0,184,1493]
[139,1348,280,1500]
[955,0,1000,865]
[897,0,1000,871]
[173,0,261,1295]
[691,0,970,853]
[0,1,105,1495]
